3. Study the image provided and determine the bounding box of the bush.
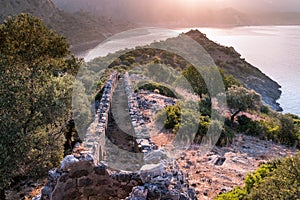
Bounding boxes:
[217,153,300,200]
[138,81,177,98]
[199,96,212,116]
[0,14,78,195]
[258,114,299,146]
[160,104,181,132]
[216,125,235,147]
[237,115,263,136]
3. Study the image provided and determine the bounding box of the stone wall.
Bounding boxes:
[35,71,197,200]
[36,151,196,200]
[123,72,157,153]
[37,153,142,200]
[84,70,118,163]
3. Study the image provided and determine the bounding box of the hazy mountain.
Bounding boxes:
[0,0,132,53]
[52,0,300,27]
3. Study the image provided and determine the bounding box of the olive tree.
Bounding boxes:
[226,86,262,122]
[0,14,80,197]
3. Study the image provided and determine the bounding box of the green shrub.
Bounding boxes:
[215,187,247,200]
[237,115,263,136]
[161,104,181,132]
[138,81,177,98]
[199,96,212,116]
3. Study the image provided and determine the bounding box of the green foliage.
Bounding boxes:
[260,114,298,146]
[162,104,182,132]
[244,162,278,193]
[137,81,177,98]
[216,187,247,200]
[247,153,300,200]
[0,14,79,190]
[216,125,235,147]
[216,153,300,200]
[140,63,179,84]
[237,113,300,147]
[159,102,230,146]
[181,65,208,98]
[219,69,241,90]
[260,105,270,114]
[226,86,262,121]
[198,96,212,116]
[237,115,263,136]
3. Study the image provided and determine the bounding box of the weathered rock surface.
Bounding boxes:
[35,151,196,200]
[177,134,295,199]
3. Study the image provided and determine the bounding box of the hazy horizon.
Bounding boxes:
[52,0,300,13]
[52,0,300,26]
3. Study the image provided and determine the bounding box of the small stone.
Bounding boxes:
[60,155,79,171]
[94,164,106,175]
[41,186,52,197]
[130,186,148,198]
[32,195,41,200]
[140,163,165,181]
[214,156,226,166]
[48,168,61,180]
[179,193,189,200]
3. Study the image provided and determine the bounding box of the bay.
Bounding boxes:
[84,26,300,115]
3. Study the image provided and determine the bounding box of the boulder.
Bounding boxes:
[144,149,168,164]
[60,155,79,171]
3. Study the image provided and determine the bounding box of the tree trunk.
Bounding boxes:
[0,189,6,200]
[231,109,241,122]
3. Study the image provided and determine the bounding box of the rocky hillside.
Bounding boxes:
[0,0,132,53]
[185,30,282,111]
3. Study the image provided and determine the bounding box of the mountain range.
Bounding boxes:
[1,0,300,53]
[52,0,300,27]
[0,0,132,53]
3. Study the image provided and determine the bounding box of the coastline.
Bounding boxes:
[71,27,285,112]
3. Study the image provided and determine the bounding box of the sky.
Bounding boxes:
[218,0,300,12]
[51,0,300,26]
[52,0,300,13]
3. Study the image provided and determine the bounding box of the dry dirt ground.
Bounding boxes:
[139,92,296,200]
[176,134,295,199]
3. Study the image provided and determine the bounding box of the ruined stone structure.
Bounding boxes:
[84,70,118,163]
[123,72,157,153]
[35,71,196,200]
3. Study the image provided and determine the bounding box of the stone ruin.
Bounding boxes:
[34,71,197,200]
[123,72,157,154]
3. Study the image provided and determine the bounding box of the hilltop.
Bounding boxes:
[185,30,282,111]
[89,29,282,111]
[0,0,132,53]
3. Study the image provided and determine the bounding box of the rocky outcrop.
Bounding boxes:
[35,150,196,200]
[185,29,282,111]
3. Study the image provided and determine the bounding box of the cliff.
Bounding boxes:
[185,30,282,111]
